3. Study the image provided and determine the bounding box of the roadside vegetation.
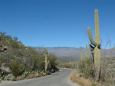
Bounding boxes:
[71,9,115,86]
[0,32,58,81]
[71,55,115,86]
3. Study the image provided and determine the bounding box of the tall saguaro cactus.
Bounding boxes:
[87,9,101,81]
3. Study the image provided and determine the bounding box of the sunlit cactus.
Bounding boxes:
[44,48,48,72]
[87,9,101,81]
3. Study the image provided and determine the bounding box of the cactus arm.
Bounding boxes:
[87,28,96,47]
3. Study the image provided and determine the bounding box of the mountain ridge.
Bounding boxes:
[35,47,115,60]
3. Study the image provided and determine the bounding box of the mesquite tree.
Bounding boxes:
[87,9,101,81]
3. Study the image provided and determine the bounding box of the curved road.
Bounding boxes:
[0,69,79,86]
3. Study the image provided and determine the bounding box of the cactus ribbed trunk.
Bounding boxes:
[94,9,101,81]
[45,53,48,72]
[44,49,48,72]
[94,47,101,80]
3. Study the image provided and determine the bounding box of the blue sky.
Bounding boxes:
[0,0,115,48]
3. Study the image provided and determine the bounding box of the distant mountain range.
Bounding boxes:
[35,47,115,60]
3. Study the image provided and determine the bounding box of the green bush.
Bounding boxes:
[9,60,25,77]
[47,54,58,73]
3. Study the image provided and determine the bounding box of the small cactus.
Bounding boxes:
[43,48,48,72]
[87,9,101,81]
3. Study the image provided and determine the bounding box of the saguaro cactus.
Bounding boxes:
[44,48,48,72]
[87,9,101,81]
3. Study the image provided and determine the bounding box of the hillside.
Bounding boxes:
[0,32,58,81]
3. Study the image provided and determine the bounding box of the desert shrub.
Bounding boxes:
[59,62,78,69]
[47,54,58,72]
[9,60,25,77]
[61,63,73,68]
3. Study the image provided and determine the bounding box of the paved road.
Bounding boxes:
[0,69,79,86]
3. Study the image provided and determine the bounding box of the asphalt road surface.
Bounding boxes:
[0,69,79,86]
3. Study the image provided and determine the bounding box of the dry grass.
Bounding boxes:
[71,57,115,86]
[70,72,97,86]
[100,57,115,86]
